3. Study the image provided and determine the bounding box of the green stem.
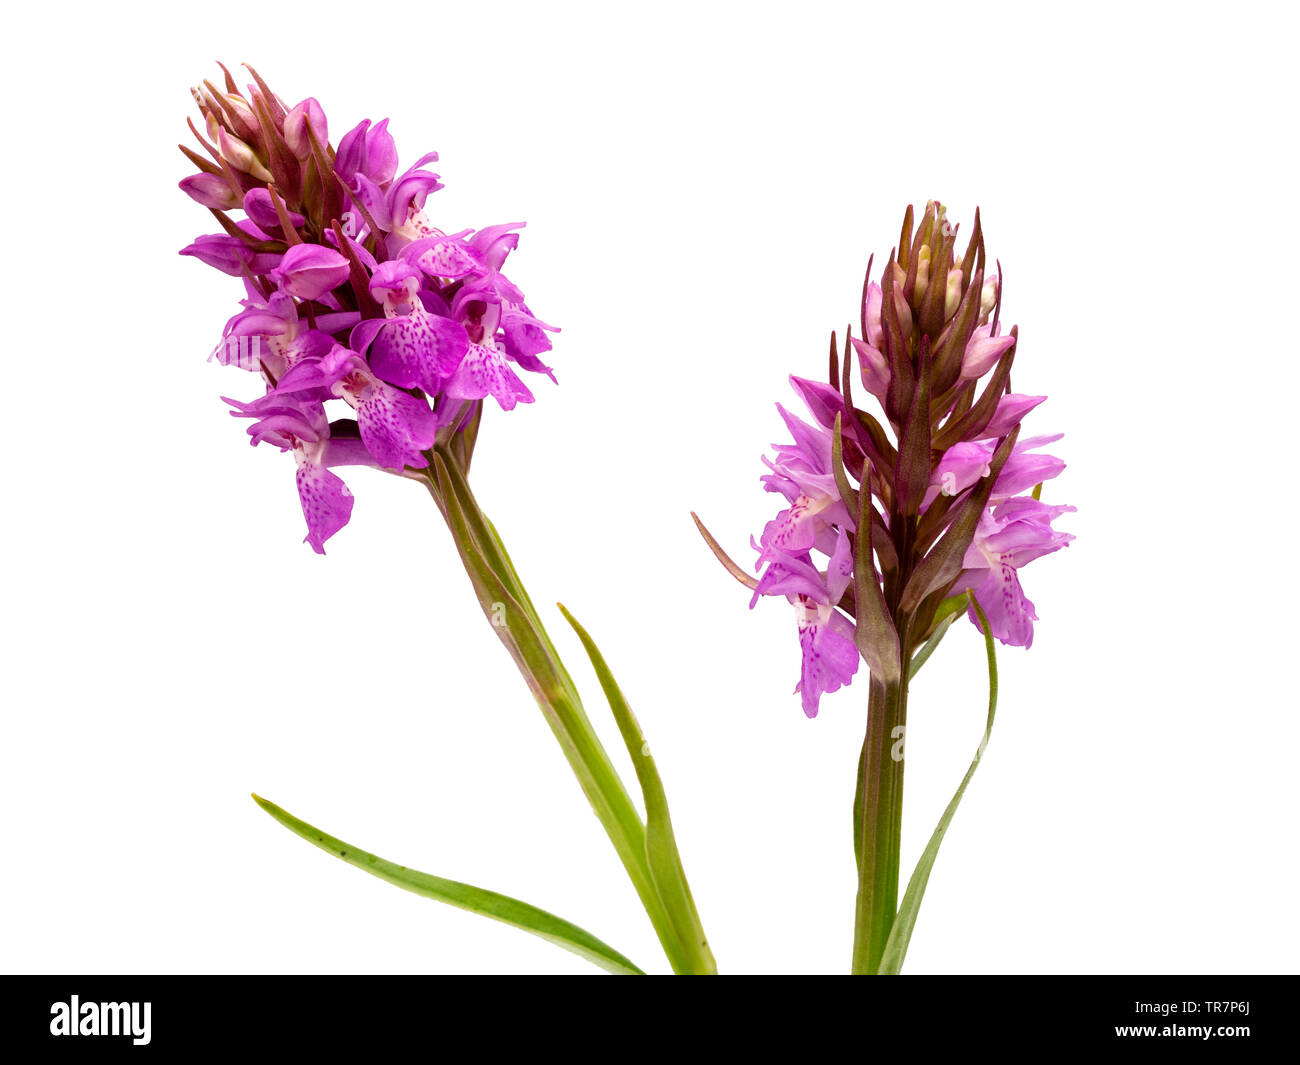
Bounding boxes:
[851,666,910,974]
[424,450,710,974]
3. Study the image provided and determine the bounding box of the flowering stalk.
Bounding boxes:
[423,447,714,974]
[700,202,1073,973]
[179,66,712,974]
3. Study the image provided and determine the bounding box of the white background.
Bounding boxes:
[3,0,1297,975]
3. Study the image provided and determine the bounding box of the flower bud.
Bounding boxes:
[943,267,963,320]
[284,97,328,160]
[217,127,273,182]
[271,244,351,300]
[892,285,913,338]
[851,336,891,401]
[179,234,283,277]
[960,325,1015,379]
[179,172,241,210]
[243,188,305,234]
[336,118,399,187]
[980,273,999,317]
[914,245,931,303]
[222,93,259,140]
[983,393,1046,438]
[864,282,884,349]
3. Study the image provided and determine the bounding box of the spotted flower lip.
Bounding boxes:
[750,530,858,718]
[953,497,1076,647]
[737,201,1073,717]
[179,65,559,551]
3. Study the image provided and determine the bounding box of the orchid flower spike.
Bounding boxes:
[732,202,1073,716]
[179,65,559,551]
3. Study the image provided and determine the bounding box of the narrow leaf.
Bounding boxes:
[853,459,901,685]
[878,592,998,974]
[252,794,644,976]
[908,594,966,678]
[557,607,716,975]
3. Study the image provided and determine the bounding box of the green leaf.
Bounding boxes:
[877,592,998,975]
[908,594,967,679]
[557,605,717,975]
[428,455,686,973]
[252,794,644,976]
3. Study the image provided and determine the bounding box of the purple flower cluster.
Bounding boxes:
[750,203,1073,717]
[179,65,556,552]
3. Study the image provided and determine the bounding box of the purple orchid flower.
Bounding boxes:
[350,260,469,395]
[757,403,854,566]
[953,497,1076,647]
[180,67,558,550]
[342,135,444,253]
[269,341,440,471]
[224,391,365,554]
[750,530,859,718]
[724,202,1073,719]
[442,284,536,411]
[925,434,1068,510]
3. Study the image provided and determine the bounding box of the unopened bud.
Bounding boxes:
[179,172,241,210]
[284,97,328,160]
[217,127,273,182]
[914,245,931,302]
[893,287,913,337]
[960,326,1015,379]
[270,244,351,300]
[980,273,999,317]
[944,268,964,319]
[851,337,891,402]
[223,93,259,140]
[864,282,884,348]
